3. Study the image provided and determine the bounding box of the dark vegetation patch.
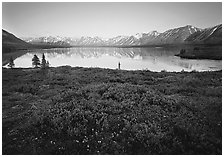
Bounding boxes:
[2,66,222,155]
[175,45,222,60]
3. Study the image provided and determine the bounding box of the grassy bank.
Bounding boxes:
[2,66,222,155]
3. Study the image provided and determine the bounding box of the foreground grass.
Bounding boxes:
[2,66,222,155]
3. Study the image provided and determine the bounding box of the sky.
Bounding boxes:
[2,2,222,38]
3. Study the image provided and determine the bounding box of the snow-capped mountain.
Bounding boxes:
[106,35,129,45]
[23,24,221,47]
[135,33,143,39]
[107,35,141,46]
[72,36,106,46]
[144,25,201,45]
[139,31,161,45]
[185,24,222,44]
[23,36,72,46]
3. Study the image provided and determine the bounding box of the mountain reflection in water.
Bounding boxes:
[14,47,222,72]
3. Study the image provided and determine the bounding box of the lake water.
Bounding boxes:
[13,47,222,72]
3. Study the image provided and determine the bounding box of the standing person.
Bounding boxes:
[118,62,121,70]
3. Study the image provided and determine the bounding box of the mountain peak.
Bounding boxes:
[148,31,160,36]
[185,25,193,27]
[134,33,143,39]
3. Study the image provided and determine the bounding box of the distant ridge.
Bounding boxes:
[2,29,32,53]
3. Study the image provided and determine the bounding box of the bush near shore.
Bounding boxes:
[2,66,222,155]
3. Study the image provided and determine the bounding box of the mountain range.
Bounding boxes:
[21,24,221,47]
[2,24,222,54]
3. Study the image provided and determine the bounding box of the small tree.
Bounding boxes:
[46,61,50,68]
[32,54,40,68]
[41,53,47,69]
[8,56,15,68]
[180,49,186,55]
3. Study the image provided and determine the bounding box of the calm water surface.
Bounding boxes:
[13,47,222,72]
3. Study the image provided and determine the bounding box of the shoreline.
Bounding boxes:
[2,66,222,73]
[175,54,222,60]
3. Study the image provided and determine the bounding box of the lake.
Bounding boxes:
[12,47,222,72]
